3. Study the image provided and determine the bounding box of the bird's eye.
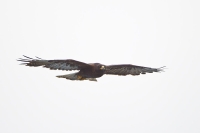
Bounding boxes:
[100,65,105,70]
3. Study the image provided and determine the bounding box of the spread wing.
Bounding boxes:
[17,55,91,71]
[105,64,165,76]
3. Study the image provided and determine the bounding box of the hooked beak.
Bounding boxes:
[100,66,105,70]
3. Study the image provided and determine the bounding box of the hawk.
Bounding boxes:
[17,55,165,82]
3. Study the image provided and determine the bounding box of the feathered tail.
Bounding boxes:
[56,73,97,81]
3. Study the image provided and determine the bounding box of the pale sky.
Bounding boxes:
[0,0,200,133]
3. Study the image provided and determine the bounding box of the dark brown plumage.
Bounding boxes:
[17,55,165,81]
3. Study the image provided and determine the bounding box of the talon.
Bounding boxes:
[77,75,82,80]
[77,75,85,80]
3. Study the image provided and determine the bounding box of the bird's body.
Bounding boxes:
[18,55,165,82]
[84,63,106,78]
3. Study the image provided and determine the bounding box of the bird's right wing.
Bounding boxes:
[17,55,91,71]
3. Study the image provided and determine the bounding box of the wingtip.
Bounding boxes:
[35,56,43,59]
[157,66,166,72]
[17,55,43,63]
[22,55,33,59]
[19,63,27,65]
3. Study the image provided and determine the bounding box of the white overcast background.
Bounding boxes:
[1,0,200,133]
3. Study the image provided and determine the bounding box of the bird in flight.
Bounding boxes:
[17,55,165,82]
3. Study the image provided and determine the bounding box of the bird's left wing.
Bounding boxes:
[17,55,91,71]
[105,64,165,76]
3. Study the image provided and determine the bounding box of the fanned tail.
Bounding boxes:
[56,73,78,80]
[56,73,97,81]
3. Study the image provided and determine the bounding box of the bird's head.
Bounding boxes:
[100,65,105,70]
[94,63,106,71]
